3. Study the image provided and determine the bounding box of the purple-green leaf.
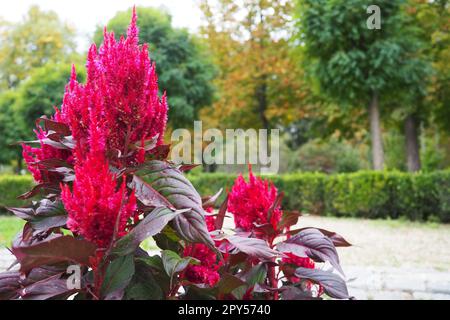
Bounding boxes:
[129,175,174,208]
[226,235,279,260]
[294,267,350,299]
[0,271,21,300]
[278,228,344,275]
[139,161,215,249]
[112,207,183,256]
[20,273,73,300]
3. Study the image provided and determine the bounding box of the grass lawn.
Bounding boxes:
[0,216,157,251]
[0,216,25,248]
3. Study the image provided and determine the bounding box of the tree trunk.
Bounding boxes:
[404,114,421,172]
[369,92,384,170]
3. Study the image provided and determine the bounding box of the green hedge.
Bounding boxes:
[1,171,449,222]
[0,175,34,213]
[188,170,450,223]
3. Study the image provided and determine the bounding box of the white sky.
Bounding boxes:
[0,0,203,51]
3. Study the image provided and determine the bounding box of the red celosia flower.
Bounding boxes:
[59,7,167,167]
[282,252,315,270]
[60,151,137,248]
[282,252,318,288]
[182,214,221,287]
[183,243,221,287]
[227,166,282,233]
[22,126,74,183]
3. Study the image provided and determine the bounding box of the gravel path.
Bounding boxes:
[1,216,449,300]
[297,216,450,300]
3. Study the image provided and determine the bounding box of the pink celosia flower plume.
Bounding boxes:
[60,7,168,167]
[23,7,168,182]
[61,152,137,248]
[228,165,282,234]
[57,8,170,247]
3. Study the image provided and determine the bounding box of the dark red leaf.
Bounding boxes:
[202,188,223,208]
[19,273,73,300]
[12,236,96,273]
[8,198,67,231]
[226,235,279,260]
[288,227,352,248]
[214,195,228,231]
[278,210,302,231]
[0,272,21,300]
[267,192,284,222]
[17,183,59,200]
[179,164,200,172]
[36,117,71,136]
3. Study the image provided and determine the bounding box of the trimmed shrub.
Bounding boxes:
[0,175,34,213]
[1,171,449,222]
[188,170,450,223]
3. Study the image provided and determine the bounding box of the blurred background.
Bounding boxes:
[0,0,449,299]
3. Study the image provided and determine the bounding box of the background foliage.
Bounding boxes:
[1,171,448,222]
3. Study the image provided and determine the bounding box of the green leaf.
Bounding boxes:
[136,255,165,271]
[218,273,246,295]
[112,207,183,256]
[241,263,267,287]
[161,250,197,288]
[125,259,164,300]
[101,255,135,299]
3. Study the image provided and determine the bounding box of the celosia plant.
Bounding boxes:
[0,9,351,300]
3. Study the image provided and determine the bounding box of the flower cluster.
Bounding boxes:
[227,166,282,233]
[59,7,167,167]
[61,152,137,248]
[182,215,222,287]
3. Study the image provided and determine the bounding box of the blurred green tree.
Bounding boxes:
[407,1,449,132]
[0,61,85,170]
[295,0,431,170]
[0,6,79,170]
[94,7,216,128]
[15,61,86,133]
[0,91,23,169]
[0,5,77,89]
